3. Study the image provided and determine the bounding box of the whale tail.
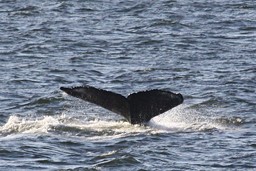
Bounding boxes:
[60,86,183,124]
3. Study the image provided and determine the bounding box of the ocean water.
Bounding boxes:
[0,0,255,170]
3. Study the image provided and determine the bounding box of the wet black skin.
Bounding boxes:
[60,85,183,125]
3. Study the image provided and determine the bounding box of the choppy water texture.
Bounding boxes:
[0,0,256,170]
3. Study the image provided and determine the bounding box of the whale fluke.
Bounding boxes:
[60,86,183,124]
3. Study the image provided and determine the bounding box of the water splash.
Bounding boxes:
[0,105,243,138]
[0,115,59,135]
[0,114,149,139]
[149,105,243,132]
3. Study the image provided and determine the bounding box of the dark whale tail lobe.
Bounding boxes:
[60,86,131,122]
[60,86,183,124]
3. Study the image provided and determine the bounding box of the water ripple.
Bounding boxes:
[0,0,256,170]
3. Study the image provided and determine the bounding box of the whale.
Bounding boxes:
[60,85,183,125]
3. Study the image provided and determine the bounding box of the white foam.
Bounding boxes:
[0,105,233,138]
[0,115,60,135]
[0,114,150,139]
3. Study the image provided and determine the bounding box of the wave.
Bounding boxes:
[0,105,244,139]
[0,114,149,139]
[0,115,58,136]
